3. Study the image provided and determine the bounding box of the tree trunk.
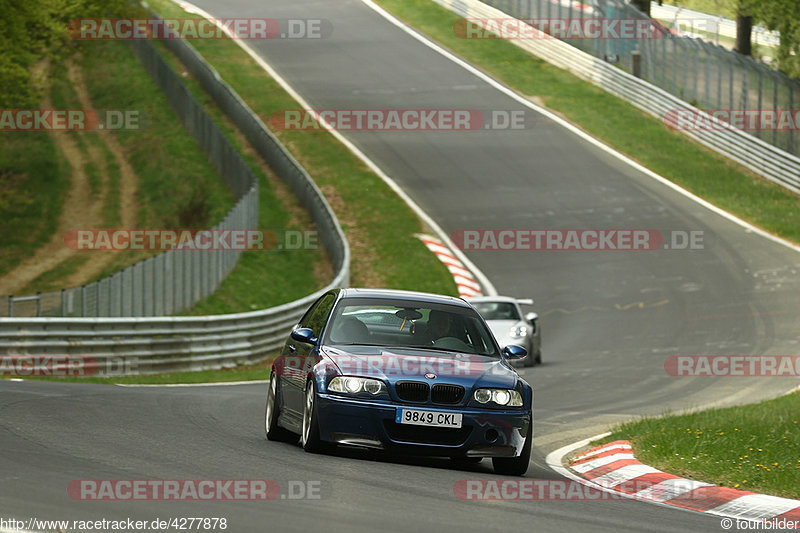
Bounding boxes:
[630,0,651,17]
[736,14,753,56]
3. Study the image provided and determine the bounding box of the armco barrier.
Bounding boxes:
[0,290,326,376]
[432,0,800,194]
[0,30,349,374]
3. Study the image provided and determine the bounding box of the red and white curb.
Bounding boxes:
[417,234,482,298]
[565,440,800,523]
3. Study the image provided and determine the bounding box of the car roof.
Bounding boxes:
[466,295,522,304]
[339,288,470,307]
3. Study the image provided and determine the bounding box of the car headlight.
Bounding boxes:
[329,376,387,396]
[473,388,523,406]
[509,325,528,338]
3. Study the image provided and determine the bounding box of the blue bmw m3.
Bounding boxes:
[265,288,533,476]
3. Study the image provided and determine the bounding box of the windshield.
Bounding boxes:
[324,298,499,356]
[471,301,520,321]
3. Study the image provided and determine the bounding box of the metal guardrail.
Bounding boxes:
[0,33,350,374]
[0,289,329,376]
[2,38,260,318]
[650,3,780,47]
[484,0,800,159]
[431,0,800,194]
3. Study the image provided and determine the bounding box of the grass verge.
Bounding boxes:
[8,360,271,385]
[149,0,459,296]
[1,0,459,384]
[374,0,799,244]
[588,391,800,499]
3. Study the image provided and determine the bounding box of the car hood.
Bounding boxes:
[485,320,524,342]
[320,345,517,389]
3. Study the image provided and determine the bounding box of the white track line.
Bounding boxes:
[171,0,498,295]
[116,379,268,387]
[360,0,800,255]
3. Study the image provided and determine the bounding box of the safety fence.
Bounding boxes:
[0,21,350,374]
[433,0,800,193]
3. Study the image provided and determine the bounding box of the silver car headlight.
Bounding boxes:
[329,376,387,396]
[473,388,523,406]
[509,325,528,338]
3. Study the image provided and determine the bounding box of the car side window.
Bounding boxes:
[298,293,336,336]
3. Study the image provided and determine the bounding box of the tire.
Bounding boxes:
[265,375,296,443]
[301,380,332,453]
[492,420,532,476]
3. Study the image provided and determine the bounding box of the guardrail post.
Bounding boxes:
[81,285,86,317]
[8,296,13,318]
[61,288,66,316]
[632,51,642,79]
[36,292,41,317]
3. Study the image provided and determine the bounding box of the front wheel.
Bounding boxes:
[265,375,296,443]
[492,420,532,476]
[301,380,331,453]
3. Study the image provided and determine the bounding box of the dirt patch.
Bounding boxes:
[0,58,139,296]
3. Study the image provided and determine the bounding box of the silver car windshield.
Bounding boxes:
[472,301,520,321]
[324,298,499,356]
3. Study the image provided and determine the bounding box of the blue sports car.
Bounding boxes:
[265,288,533,476]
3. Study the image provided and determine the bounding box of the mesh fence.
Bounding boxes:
[480,0,799,156]
[1,39,259,318]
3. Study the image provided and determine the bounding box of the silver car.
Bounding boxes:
[468,296,541,367]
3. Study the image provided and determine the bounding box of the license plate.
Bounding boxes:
[396,408,462,428]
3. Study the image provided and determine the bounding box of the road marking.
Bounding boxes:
[417,234,482,298]
[360,0,800,255]
[168,0,498,296]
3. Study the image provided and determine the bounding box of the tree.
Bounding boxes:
[734,0,754,56]
[0,0,130,107]
[747,0,800,78]
[630,0,651,17]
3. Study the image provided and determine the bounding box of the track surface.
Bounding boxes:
[2,0,798,531]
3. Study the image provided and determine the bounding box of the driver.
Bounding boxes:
[426,310,453,344]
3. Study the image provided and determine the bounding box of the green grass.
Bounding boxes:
[79,39,235,231]
[0,0,460,384]
[147,39,325,314]
[149,0,459,296]
[7,358,273,385]
[0,134,69,280]
[591,391,800,499]
[660,0,737,19]
[7,39,239,295]
[375,0,800,244]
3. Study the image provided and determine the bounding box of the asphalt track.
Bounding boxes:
[1,0,798,531]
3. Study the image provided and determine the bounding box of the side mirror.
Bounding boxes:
[291,327,317,345]
[525,312,538,324]
[502,344,528,360]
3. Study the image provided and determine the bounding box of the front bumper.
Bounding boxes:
[316,392,531,458]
